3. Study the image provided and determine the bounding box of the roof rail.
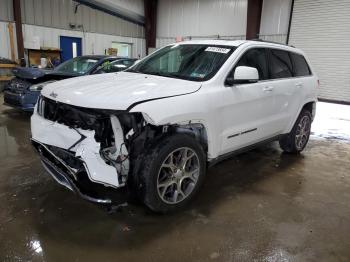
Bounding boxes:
[250,39,295,48]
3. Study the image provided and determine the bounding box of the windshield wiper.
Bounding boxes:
[142,71,180,79]
[127,70,197,81]
[126,68,141,73]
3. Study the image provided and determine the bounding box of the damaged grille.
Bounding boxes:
[37,95,111,130]
[37,95,116,146]
[7,78,30,93]
[36,95,134,149]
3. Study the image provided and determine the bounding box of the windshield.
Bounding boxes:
[94,59,136,74]
[127,44,235,81]
[54,57,100,75]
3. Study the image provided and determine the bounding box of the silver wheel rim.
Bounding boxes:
[157,147,200,204]
[295,115,311,150]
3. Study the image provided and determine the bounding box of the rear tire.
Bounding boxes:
[279,109,312,153]
[137,134,206,213]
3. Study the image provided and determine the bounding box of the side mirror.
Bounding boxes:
[225,66,259,86]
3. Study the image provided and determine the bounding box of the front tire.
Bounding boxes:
[279,109,312,153]
[138,134,206,213]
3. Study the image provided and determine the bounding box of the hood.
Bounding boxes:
[41,72,202,110]
[12,67,50,80]
[12,67,79,83]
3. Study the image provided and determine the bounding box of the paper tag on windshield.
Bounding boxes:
[205,47,230,54]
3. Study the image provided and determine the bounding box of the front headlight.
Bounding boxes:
[142,112,156,125]
[29,80,56,91]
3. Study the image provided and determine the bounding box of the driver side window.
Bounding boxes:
[231,48,268,80]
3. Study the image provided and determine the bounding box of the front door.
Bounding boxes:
[218,48,276,154]
[60,36,82,62]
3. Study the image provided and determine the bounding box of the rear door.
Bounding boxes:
[265,48,296,132]
[289,52,314,110]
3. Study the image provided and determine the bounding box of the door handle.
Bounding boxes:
[263,86,274,92]
[296,82,303,88]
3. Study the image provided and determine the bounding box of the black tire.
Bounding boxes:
[136,134,206,213]
[279,109,312,153]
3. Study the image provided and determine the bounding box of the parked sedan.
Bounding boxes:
[3,56,137,111]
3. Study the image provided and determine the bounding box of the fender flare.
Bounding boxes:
[285,99,317,133]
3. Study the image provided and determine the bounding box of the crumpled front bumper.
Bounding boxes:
[32,139,115,204]
[30,111,128,205]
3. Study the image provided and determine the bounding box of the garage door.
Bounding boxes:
[289,0,350,103]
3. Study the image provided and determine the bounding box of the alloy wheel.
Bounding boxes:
[295,115,311,150]
[157,147,200,204]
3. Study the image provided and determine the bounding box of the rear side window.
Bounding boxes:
[291,53,311,76]
[269,49,293,79]
[234,48,268,80]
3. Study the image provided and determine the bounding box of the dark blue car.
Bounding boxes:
[3,55,137,111]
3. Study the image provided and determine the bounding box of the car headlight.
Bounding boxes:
[29,80,56,91]
[142,112,156,125]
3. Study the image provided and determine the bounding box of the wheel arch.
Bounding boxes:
[285,99,317,133]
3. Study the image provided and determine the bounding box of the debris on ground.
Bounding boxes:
[121,225,131,232]
[107,203,128,214]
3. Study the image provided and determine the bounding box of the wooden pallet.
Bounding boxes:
[0,64,16,68]
[0,76,13,81]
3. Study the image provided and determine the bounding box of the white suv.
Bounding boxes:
[31,40,318,212]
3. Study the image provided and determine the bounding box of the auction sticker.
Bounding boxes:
[205,47,231,54]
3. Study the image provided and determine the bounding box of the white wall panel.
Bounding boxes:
[22,24,146,58]
[156,37,176,49]
[289,0,350,102]
[156,35,246,49]
[157,0,247,38]
[260,0,291,35]
[0,21,17,60]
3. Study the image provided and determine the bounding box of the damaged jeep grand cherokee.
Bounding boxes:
[31,40,318,213]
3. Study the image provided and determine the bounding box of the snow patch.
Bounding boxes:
[311,102,350,142]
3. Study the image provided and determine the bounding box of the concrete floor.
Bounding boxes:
[0,97,350,262]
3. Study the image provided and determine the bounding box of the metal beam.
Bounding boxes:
[74,0,145,26]
[13,0,24,62]
[144,0,157,54]
[246,0,263,40]
[286,0,295,44]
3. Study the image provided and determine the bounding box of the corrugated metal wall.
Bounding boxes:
[94,0,144,16]
[0,0,13,22]
[23,24,146,58]
[289,0,350,102]
[259,0,291,43]
[156,0,247,48]
[0,0,146,59]
[19,0,144,38]
[156,35,246,49]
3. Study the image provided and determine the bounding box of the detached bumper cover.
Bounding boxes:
[32,139,113,204]
[32,139,129,204]
[31,112,129,205]
[31,112,121,187]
